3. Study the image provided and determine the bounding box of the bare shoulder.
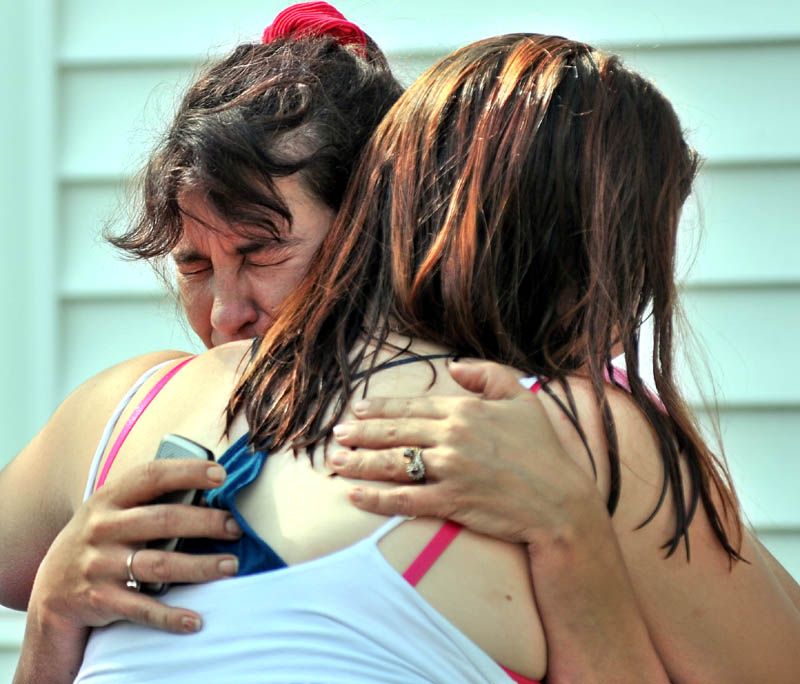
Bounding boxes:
[536,373,716,548]
[147,339,254,414]
[190,339,253,378]
[4,350,193,517]
[535,375,664,512]
[71,350,195,405]
[53,350,195,476]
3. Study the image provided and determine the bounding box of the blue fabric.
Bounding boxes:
[186,352,455,576]
[184,434,287,575]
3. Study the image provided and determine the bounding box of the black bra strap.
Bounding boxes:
[353,353,455,380]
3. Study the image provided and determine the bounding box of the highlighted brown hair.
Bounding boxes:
[231,33,741,560]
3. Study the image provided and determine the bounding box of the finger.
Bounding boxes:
[90,504,242,544]
[350,396,452,420]
[130,548,239,585]
[330,447,438,483]
[447,359,527,400]
[105,459,227,508]
[332,418,438,449]
[111,588,205,634]
[349,484,453,519]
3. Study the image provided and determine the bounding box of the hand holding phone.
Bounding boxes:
[142,434,214,594]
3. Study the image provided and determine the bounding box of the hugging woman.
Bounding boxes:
[3,6,799,684]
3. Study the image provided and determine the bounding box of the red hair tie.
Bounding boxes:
[262,1,368,57]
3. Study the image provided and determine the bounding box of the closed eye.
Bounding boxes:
[174,256,212,277]
[178,265,211,277]
[240,240,295,268]
[246,254,292,268]
[173,247,212,276]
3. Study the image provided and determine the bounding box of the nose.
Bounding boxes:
[209,275,259,345]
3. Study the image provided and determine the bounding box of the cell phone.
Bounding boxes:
[142,434,214,594]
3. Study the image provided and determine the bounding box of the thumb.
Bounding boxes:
[447,359,526,400]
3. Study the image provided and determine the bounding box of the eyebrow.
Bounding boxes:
[172,249,208,265]
[235,239,287,256]
[172,237,298,264]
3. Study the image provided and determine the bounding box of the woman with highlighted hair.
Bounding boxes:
[4,9,800,684]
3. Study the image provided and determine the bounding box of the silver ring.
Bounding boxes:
[403,447,426,481]
[125,550,141,591]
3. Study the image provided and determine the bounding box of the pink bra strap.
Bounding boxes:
[95,356,197,489]
[402,520,463,586]
[605,365,631,390]
[501,665,541,684]
[403,520,542,684]
[605,365,666,410]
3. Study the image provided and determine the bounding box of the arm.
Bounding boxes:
[601,385,800,682]
[524,490,670,683]
[1,353,243,682]
[1,350,189,608]
[331,359,670,683]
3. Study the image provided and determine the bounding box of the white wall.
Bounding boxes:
[2,0,799,677]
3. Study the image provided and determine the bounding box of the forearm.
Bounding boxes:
[14,603,89,684]
[527,495,670,684]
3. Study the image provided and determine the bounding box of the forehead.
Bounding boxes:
[175,175,332,249]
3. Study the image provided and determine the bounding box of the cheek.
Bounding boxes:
[177,277,214,347]
[251,265,308,316]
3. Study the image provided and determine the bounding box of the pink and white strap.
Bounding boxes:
[94,356,197,490]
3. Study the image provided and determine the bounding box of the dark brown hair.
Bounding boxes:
[108,34,403,258]
[231,34,741,560]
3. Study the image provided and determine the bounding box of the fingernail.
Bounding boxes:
[332,424,351,439]
[182,616,202,632]
[330,451,348,467]
[207,465,226,484]
[352,399,371,414]
[225,517,242,536]
[350,487,364,503]
[219,558,238,576]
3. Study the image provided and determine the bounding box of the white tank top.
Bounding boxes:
[75,515,524,683]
